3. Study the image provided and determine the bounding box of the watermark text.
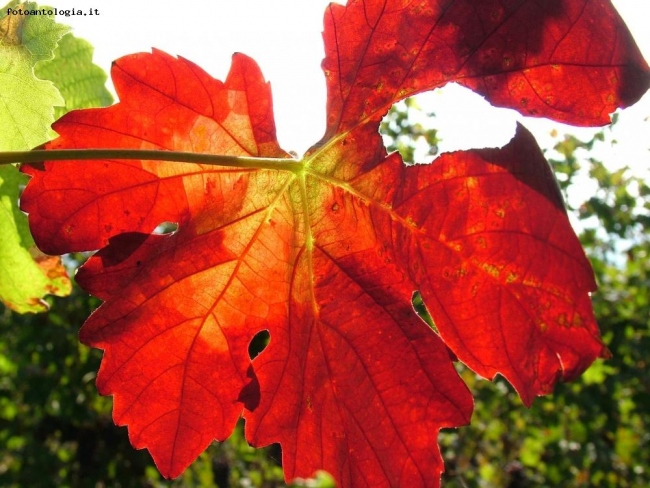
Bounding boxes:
[6,7,100,17]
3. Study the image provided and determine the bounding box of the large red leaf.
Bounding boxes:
[19,0,649,486]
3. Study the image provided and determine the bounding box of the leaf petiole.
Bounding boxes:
[0,149,302,172]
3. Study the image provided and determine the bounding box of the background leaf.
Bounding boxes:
[0,1,69,312]
[0,1,67,150]
[0,1,112,313]
[34,33,113,119]
[0,165,70,312]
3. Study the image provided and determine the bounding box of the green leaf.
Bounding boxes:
[35,33,113,119]
[0,2,68,150]
[0,165,71,312]
[0,2,111,313]
[0,2,70,312]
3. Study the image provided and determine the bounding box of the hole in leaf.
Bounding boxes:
[381,84,520,164]
[412,291,439,334]
[152,221,178,235]
[380,98,439,165]
[248,329,270,360]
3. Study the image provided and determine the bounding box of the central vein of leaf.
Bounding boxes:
[298,171,320,320]
[298,171,315,252]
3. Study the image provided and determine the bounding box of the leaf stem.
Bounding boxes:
[0,149,302,172]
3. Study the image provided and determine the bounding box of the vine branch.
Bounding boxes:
[0,149,301,172]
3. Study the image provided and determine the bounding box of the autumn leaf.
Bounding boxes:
[19,0,649,486]
[321,0,650,137]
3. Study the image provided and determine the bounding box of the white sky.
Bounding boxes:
[47,0,649,173]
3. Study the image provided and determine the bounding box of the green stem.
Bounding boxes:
[0,149,302,172]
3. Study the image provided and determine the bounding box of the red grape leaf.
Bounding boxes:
[19,0,649,486]
[322,0,650,137]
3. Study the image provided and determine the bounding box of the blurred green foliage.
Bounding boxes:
[380,97,440,164]
[1,102,648,486]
